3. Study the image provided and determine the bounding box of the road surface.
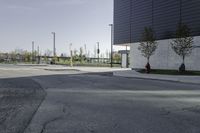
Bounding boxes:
[0,65,200,133]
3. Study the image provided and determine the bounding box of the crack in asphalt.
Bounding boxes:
[40,116,63,133]
[86,127,96,133]
[160,107,171,116]
[0,106,17,125]
[21,78,47,133]
[182,106,200,114]
[39,103,71,133]
[158,106,200,129]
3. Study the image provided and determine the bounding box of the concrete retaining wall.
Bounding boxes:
[130,36,200,70]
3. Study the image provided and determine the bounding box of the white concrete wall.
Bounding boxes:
[130,36,200,70]
[121,54,128,68]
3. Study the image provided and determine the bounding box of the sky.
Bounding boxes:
[0,0,125,56]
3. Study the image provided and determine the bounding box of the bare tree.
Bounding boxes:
[94,45,97,58]
[106,49,110,59]
[79,47,84,63]
[84,44,87,57]
[138,27,158,73]
[73,49,78,56]
[171,23,193,72]
[24,51,32,62]
[79,47,83,57]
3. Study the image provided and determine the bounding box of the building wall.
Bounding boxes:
[121,54,128,68]
[131,0,153,42]
[130,36,200,70]
[114,0,131,44]
[153,0,180,39]
[114,0,200,44]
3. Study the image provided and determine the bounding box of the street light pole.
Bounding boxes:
[51,32,56,57]
[84,44,87,58]
[32,41,34,64]
[70,43,73,67]
[37,46,40,64]
[97,42,100,63]
[126,45,128,68]
[37,46,40,56]
[109,24,113,68]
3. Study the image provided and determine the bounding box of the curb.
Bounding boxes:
[113,71,200,85]
[16,64,48,67]
[43,68,80,72]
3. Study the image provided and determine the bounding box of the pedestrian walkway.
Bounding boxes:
[113,70,200,84]
[39,65,130,73]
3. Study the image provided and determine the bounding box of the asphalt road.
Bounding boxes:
[1,65,200,133]
[26,73,200,133]
[0,77,46,133]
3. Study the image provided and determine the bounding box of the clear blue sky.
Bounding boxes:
[0,0,124,56]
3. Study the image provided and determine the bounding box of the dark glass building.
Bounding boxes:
[114,0,200,45]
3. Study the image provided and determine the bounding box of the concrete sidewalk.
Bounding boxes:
[113,70,200,84]
[38,65,130,73]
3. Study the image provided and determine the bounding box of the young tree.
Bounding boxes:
[105,49,109,58]
[94,45,97,58]
[44,49,53,64]
[79,47,85,63]
[138,27,158,73]
[113,53,121,63]
[24,51,31,62]
[73,49,79,62]
[171,23,193,72]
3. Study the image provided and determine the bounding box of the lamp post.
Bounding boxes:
[51,32,56,57]
[37,46,40,64]
[32,41,35,64]
[70,43,73,67]
[97,42,100,63]
[126,45,128,68]
[109,24,113,68]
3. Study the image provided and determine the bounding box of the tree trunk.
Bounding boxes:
[146,57,151,73]
[147,57,150,63]
[182,55,185,64]
[179,55,186,72]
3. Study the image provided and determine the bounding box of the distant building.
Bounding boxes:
[114,0,200,70]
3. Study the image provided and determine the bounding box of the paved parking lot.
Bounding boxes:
[0,65,200,133]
